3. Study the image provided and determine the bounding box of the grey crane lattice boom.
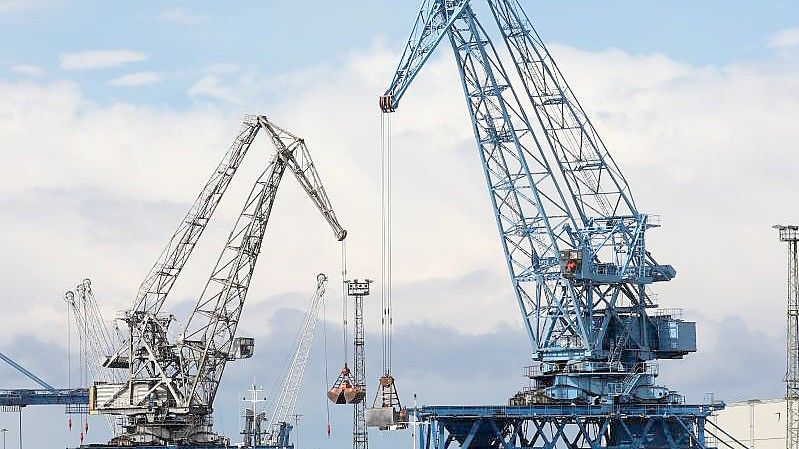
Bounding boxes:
[89,115,345,446]
[381,0,729,446]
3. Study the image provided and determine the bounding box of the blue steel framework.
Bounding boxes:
[381,0,724,447]
[409,405,749,449]
[0,350,88,409]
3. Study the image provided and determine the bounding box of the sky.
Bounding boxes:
[0,0,798,448]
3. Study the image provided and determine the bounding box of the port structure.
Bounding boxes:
[380,0,725,446]
[326,279,371,447]
[412,405,729,449]
[0,349,89,449]
[240,273,330,448]
[348,280,371,449]
[87,115,346,447]
[776,225,799,449]
[0,350,88,409]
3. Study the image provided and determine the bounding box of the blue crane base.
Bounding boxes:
[412,404,726,449]
[0,388,89,407]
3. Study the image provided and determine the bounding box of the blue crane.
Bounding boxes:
[381,1,732,447]
[239,274,329,449]
[0,350,88,408]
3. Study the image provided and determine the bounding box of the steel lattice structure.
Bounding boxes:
[89,115,346,446]
[0,350,89,409]
[776,225,799,449]
[381,0,725,446]
[263,273,329,448]
[411,405,727,449]
[349,280,370,449]
[65,280,123,386]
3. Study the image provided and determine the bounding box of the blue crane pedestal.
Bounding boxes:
[412,404,725,449]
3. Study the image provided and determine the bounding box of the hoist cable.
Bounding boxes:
[66,295,72,429]
[67,298,71,390]
[321,290,332,436]
[387,112,393,373]
[78,295,86,431]
[380,111,387,375]
[341,240,349,363]
[380,111,394,375]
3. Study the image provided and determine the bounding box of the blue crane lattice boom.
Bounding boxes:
[382,0,689,405]
[381,0,722,447]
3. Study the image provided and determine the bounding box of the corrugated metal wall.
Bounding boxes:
[714,399,785,449]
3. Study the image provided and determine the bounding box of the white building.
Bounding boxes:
[713,399,785,449]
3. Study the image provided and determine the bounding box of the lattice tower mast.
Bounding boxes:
[348,280,370,449]
[776,224,799,449]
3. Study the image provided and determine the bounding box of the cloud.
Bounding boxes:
[0,0,51,12]
[107,71,163,86]
[203,63,240,74]
[187,70,262,103]
[768,27,799,49]
[660,314,784,404]
[188,73,230,100]
[1,34,798,447]
[0,0,24,11]
[5,39,799,341]
[157,7,208,25]
[11,64,42,76]
[59,49,147,70]
[2,307,766,448]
